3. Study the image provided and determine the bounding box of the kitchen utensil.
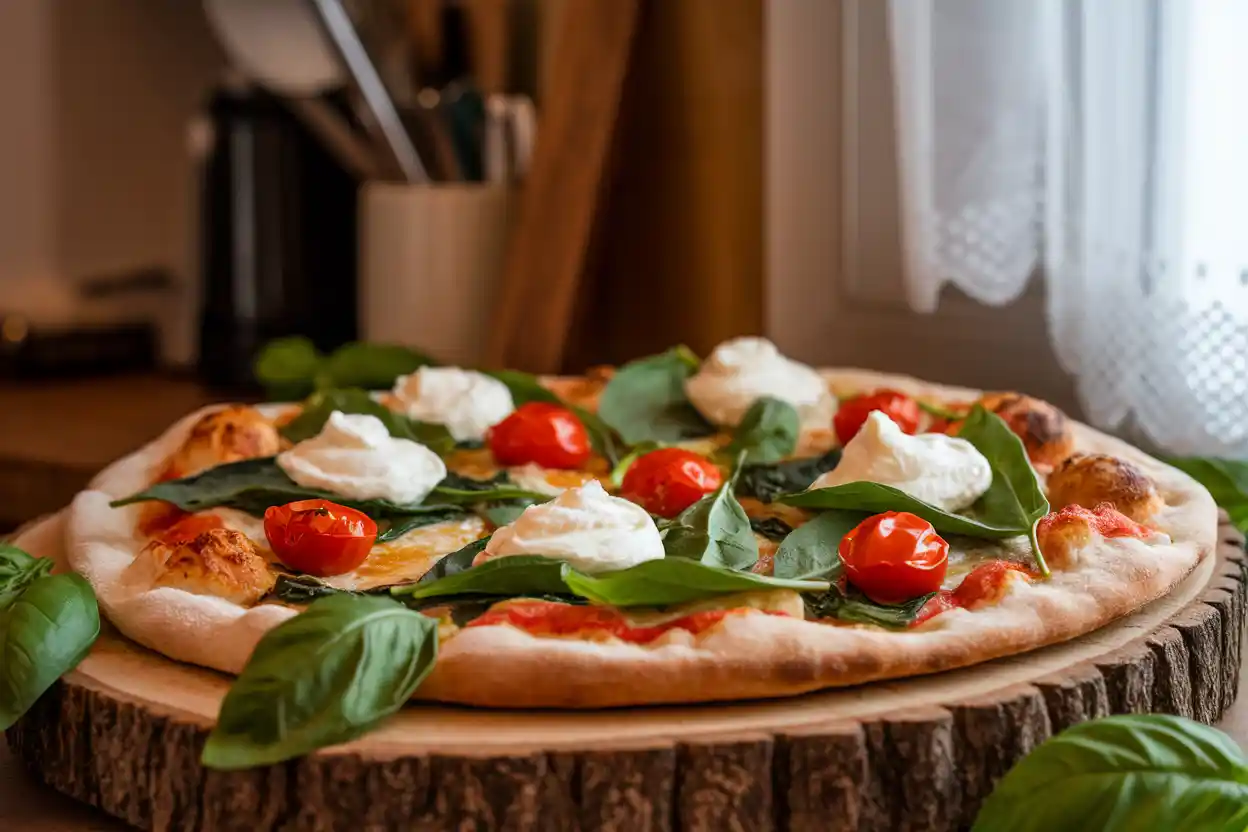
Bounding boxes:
[203,0,344,96]
[484,93,537,182]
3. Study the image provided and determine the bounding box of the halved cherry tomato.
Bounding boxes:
[619,447,723,517]
[263,499,377,577]
[838,511,949,604]
[487,402,591,469]
[834,390,922,444]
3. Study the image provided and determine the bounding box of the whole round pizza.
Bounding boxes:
[66,337,1215,764]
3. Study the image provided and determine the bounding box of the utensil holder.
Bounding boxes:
[359,182,512,366]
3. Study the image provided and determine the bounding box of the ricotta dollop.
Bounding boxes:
[477,480,664,574]
[277,411,446,505]
[392,367,514,442]
[810,411,992,511]
[684,337,836,428]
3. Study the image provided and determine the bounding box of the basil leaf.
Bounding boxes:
[397,555,571,601]
[564,559,829,608]
[376,507,470,543]
[317,343,435,391]
[270,574,361,604]
[749,516,794,542]
[405,593,587,626]
[726,397,799,464]
[598,347,714,444]
[782,482,1019,536]
[661,465,759,570]
[0,573,101,730]
[415,536,492,584]
[773,511,863,580]
[916,399,964,421]
[254,336,322,400]
[280,388,455,453]
[0,546,53,610]
[201,595,437,769]
[486,370,624,464]
[430,484,552,506]
[481,500,535,528]
[1165,457,1248,535]
[802,586,931,629]
[486,370,563,406]
[972,714,1248,832]
[736,449,842,504]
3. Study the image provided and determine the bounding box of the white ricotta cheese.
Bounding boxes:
[277,411,446,505]
[476,480,664,574]
[811,411,992,511]
[392,366,514,442]
[684,336,836,428]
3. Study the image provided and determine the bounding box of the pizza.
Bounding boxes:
[67,337,1216,716]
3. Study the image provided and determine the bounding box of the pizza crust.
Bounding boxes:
[66,370,1217,706]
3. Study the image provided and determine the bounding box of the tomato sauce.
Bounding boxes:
[1035,503,1150,541]
[912,560,1036,627]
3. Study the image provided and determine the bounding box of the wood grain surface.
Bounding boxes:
[4,514,1244,831]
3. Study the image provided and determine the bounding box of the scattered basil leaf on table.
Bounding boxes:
[0,545,54,610]
[1164,456,1248,534]
[597,346,715,445]
[563,559,829,608]
[772,510,864,580]
[972,714,1248,832]
[486,369,625,464]
[726,397,799,464]
[661,462,759,570]
[735,449,841,504]
[253,336,323,400]
[802,586,931,629]
[279,388,455,453]
[396,555,571,601]
[202,594,438,769]
[749,516,794,542]
[0,572,101,730]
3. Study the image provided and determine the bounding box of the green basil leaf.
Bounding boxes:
[661,465,759,570]
[916,399,964,421]
[749,516,794,542]
[376,507,472,543]
[481,500,535,528]
[485,370,563,406]
[415,536,492,585]
[802,586,931,629]
[0,546,53,610]
[430,484,553,506]
[773,511,863,580]
[317,343,436,391]
[254,336,323,400]
[564,558,828,608]
[201,594,437,769]
[598,347,715,444]
[486,370,624,464]
[736,449,841,504]
[782,481,1020,536]
[726,397,799,464]
[972,714,1248,832]
[403,592,587,626]
[0,573,100,730]
[280,388,455,453]
[397,555,571,600]
[270,574,360,604]
[1165,457,1248,535]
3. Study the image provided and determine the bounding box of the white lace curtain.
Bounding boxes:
[887,0,1248,457]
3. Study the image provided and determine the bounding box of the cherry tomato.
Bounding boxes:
[838,511,949,604]
[834,390,922,444]
[487,402,591,469]
[619,447,723,517]
[263,499,377,577]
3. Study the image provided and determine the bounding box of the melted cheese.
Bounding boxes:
[322,515,489,591]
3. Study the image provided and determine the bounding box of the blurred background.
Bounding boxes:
[0,0,1243,524]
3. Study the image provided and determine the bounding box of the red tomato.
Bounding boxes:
[951,560,1033,608]
[263,499,377,577]
[487,402,591,469]
[619,448,723,517]
[838,511,949,604]
[834,390,922,444]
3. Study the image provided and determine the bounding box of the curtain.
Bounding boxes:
[888,0,1248,457]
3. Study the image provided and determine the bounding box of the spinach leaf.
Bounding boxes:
[487,370,624,464]
[202,594,437,769]
[317,343,435,391]
[972,714,1248,832]
[749,516,794,541]
[415,536,492,584]
[802,586,931,629]
[270,574,360,604]
[661,463,759,570]
[254,336,323,400]
[0,545,53,610]
[597,346,714,444]
[773,511,863,580]
[397,555,571,600]
[1165,457,1248,535]
[726,397,799,464]
[736,449,842,504]
[564,559,829,607]
[0,573,101,730]
[377,507,473,543]
[280,388,455,453]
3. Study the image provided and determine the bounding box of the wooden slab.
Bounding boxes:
[6,514,1245,831]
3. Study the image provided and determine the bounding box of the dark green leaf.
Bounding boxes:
[773,511,863,580]
[481,500,535,528]
[972,714,1248,832]
[661,465,759,570]
[802,586,931,629]
[782,481,1020,536]
[597,347,715,444]
[564,558,828,607]
[397,555,571,601]
[485,370,563,405]
[486,370,624,464]
[270,574,360,604]
[0,546,53,610]
[280,388,455,454]
[254,336,322,400]
[0,573,100,730]
[736,449,841,504]
[403,592,586,626]
[201,594,438,769]
[726,397,799,464]
[1165,457,1248,535]
[749,516,794,541]
[317,343,435,391]
[431,484,552,506]
[376,507,471,543]
[415,536,492,585]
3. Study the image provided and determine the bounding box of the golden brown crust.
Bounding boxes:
[165,405,281,478]
[1046,453,1163,524]
[141,529,275,606]
[979,392,1075,469]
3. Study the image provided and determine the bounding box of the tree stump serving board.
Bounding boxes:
[7,512,1246,832]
